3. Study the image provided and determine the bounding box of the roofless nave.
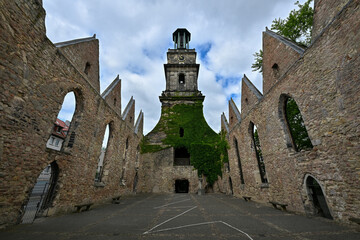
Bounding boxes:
[0,0,359,228]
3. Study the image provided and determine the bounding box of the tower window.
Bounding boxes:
[179,74,185,84]
[179,127,184,137]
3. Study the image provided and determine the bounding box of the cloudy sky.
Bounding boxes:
[44,0,310,134]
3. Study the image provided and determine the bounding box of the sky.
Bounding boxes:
[45,0,310,135]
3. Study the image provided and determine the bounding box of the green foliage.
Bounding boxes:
[251,50,263,73]
[271,0,314,46]
[286,98,313,151]
[252,0,314,73]
[141,102,229,185]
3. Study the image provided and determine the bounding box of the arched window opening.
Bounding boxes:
[250,123,268,184]
[306,176,332,219]
[95,124,111,182]
[179,127,184,137]
[234,138,245,184]
[21,161,59,224]
[174,147,190,166]
[284,97,313,151]
[84,62,91,75]
[47,92,75,151]
[113,98,117,106]
[272,63,280,79]
[179,73,185,84]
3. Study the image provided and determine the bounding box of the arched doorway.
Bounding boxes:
[21,161,59,224]
[306,176,332,219]
[175,179,189,193]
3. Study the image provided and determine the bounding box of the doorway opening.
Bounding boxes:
[175,179,189,193]
[21,161,59,224]
[306,176,332,219]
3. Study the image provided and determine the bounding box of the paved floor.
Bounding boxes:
[1,193,359,240]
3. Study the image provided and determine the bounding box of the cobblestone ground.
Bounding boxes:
[1,193,359,240]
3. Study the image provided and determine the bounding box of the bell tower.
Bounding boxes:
[141,29,222,194]
[161,28,204,103]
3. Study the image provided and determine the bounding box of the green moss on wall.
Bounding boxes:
[141,102,229,185]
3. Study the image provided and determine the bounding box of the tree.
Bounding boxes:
[285,98,313,151]
[251,50,263,73]
[251,0,314,73]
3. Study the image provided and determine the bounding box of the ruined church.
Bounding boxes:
[0,0,359,228]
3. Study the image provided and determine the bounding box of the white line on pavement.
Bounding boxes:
[143,206,197,234]
[153,199,191,209]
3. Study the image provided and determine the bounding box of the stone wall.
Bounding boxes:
[221,0,359,224]
[0,0,143,228]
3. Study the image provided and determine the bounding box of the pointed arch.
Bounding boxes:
[304,174,332,219]
[21,161,59,223]
[279,94,313,151]
[249,122,268,184]
[95,122,113,182]
[234,137,245,184]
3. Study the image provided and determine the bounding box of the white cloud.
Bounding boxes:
[43,0,309,134]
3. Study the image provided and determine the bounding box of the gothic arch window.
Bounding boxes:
[234,137,245,184]
[46,91,77,151]
[279,94,313,152]
[249,122,268,184]
[179,73,185,84]
[95,123,112,182]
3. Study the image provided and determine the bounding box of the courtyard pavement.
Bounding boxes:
[1,193,359,240]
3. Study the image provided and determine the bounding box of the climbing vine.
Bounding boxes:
[141,102,229,185]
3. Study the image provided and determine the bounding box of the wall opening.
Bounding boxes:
[283,97,313,152]
[306,176,332,219]
[84,62,91,75]
[21,161,59,224]
[133,172,138,193]
[175,179,189,193]
[229,177,233,195]
[174,147,190,166]
[234,138,245,184]
[179,127,184,137]
[250,123,268,184]
[179,73,185,84]
[272,63,280,79]
[95,123,111,182]
[46,92,75,151]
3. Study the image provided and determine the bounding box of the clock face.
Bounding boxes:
[178,55,185,61]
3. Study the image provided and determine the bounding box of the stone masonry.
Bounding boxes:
[0,0,143,228]
[220,0,359,224]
